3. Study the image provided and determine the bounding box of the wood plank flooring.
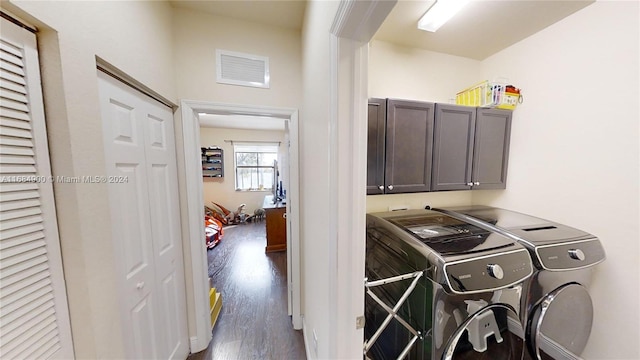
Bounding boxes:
[188,222,306,360]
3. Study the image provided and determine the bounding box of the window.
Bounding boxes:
[234,143,278,191]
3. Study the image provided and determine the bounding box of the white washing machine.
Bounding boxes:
[434,206,606,360]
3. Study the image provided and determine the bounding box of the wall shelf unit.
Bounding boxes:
[202,147,224,178]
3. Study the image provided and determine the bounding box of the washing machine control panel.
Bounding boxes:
[443,249,533,294]
[535,238,606,270]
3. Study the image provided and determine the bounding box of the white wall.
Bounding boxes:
[475,1,640,359]
[367,191,473,213]
[3,1,176,358]
[300,1,340,358]
[172,6,302,108]
[368,39,481,103]
[199,127,286,214]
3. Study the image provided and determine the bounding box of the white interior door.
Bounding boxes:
[142,89,190,360]
[0,17,74,360]
[97,71,189,359]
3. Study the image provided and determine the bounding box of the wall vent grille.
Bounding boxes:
[216,50,270,89]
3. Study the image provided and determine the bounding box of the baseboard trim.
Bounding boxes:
[302,317,314,360]
[189,336,199,351]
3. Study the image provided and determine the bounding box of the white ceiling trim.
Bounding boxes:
[198,113,285,131]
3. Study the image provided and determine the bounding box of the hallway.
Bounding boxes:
[190,222,306,360]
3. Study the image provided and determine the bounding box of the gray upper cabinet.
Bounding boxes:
[431,104,512,191]
[472,108,512,189]
[385,99,435,194]
[367,98,435,194]
[432,104,476,191]
[367,98,386,195]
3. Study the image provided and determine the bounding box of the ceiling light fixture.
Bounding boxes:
[417,0,470,32]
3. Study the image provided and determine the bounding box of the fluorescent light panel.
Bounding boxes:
[418,0,470,32]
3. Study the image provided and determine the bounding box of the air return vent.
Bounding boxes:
[216,49,270,89]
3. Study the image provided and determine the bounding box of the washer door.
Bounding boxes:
[442,304,525,360]
[527,283,593,360]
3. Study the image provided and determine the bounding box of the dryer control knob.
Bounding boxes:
[487,264,504,279]
[568,248,586,261]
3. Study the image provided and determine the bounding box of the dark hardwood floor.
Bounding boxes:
[188,221,306,360]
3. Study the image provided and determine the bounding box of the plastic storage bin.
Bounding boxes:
[456,80,521,110]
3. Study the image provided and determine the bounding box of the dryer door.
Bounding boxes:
[527,283,593,360]
[442,304,525,360]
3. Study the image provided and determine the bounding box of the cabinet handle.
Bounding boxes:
[136,282,145,290]
[474,181,480,186]
[387,185,394,191]
[378,185,384,191]
[467,182,473,186]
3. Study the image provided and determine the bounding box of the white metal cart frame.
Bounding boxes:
[364,271,425,360]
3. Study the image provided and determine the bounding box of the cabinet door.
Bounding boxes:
[367,99,386,195]
[385,99,435,193]
[265,207,287,252]
[472,108,512,189]
[431,104,476,191]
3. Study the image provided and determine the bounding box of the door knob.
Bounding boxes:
[378,185,384,191]
[387,185,394,191]
[467,182,473,186]
[474,181,480,186]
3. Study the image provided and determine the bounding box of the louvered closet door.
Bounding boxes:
[0,18,74,360]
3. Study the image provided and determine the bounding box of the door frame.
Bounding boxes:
[326,1,396,357]
[178,100,301,352]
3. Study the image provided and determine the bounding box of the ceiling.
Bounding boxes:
[374,0,594,60]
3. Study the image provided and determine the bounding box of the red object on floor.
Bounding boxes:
[205,215,223,249]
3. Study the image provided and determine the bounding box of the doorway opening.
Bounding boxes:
[178,101,301,351]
